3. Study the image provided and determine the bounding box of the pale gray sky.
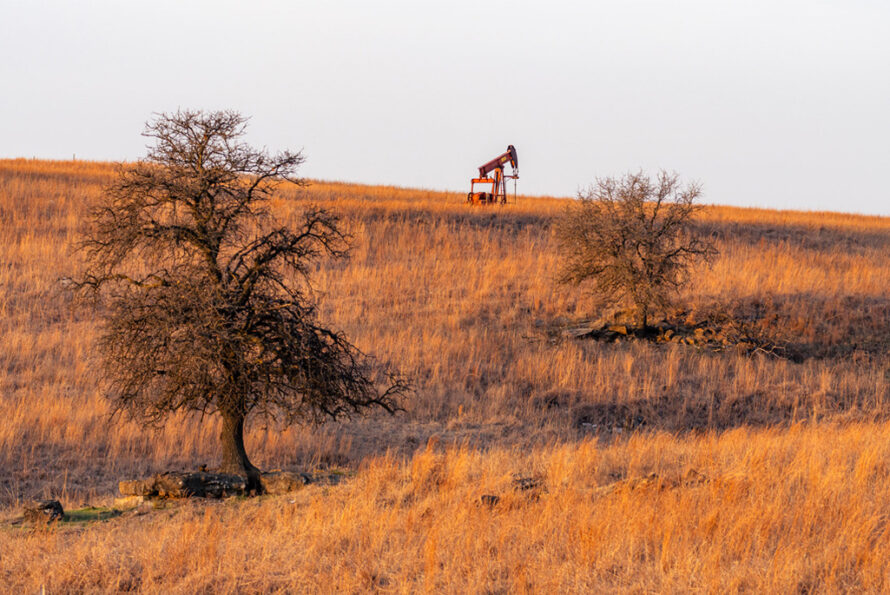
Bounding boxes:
[2,0,888,214]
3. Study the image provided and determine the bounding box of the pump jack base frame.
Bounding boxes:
[467,176,515,205]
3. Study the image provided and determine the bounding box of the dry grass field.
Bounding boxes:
[3,158,890,591]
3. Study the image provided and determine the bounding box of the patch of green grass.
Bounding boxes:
[62,506,122,525]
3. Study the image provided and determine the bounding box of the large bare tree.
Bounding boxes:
[78,110,406,488]
[556,170,715,328]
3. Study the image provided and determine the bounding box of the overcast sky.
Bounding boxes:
[2,0,888,214]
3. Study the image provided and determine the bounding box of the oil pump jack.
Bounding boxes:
[467,145,519,205]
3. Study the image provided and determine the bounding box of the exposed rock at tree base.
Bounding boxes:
[119,472,247,499]
[259,471,312,495]
[118,480,145,496]
[119,470,316,499]
[23,499,64,524]
[559,317,794,360]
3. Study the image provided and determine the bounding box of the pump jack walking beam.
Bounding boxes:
[467,145,519,205]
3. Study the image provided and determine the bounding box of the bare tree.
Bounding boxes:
[556,170,715,328]
[77,110,406,488]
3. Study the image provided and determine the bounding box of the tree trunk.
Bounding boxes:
[219,409,261,492]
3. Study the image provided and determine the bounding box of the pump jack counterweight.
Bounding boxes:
[467,145,518,205]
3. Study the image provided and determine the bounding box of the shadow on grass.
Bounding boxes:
[570,292,890,362]
[686,293,890,361]
[695,219,890,255]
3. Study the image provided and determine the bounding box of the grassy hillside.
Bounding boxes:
[2,159,890,591]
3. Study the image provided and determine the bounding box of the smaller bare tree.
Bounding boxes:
[556,170,715,328]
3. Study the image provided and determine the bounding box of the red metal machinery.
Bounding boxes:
[467,145,518,205]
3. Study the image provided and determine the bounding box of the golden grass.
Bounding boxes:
[5,424,890,592]
[2,159,890,591]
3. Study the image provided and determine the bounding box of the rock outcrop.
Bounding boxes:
[119,470,316,499]
[23,499,64,524]
[119,472,247,499]
[259,471,312,495]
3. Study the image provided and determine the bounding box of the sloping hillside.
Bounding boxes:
[2,160,890,590]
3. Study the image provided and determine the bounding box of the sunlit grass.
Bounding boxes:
[2,159,890,591]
